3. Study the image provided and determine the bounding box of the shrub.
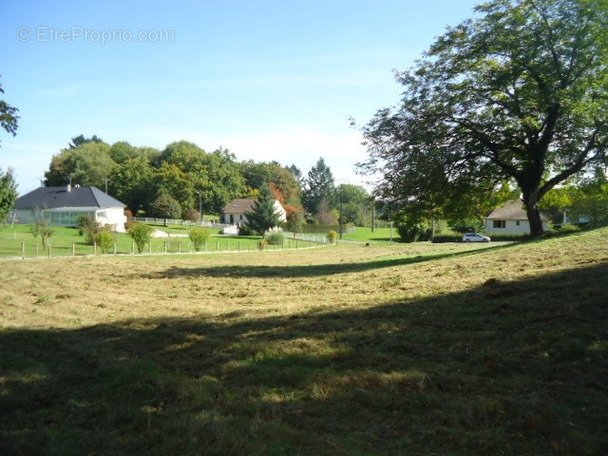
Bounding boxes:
[554,223,582,234]
[31,221,54,249]
[189,227,210,251]
[77,215,103,244]
[258,239,268,251]
[128,223,154,253]
[432,234,462,243]
[238,224,254,236]
[326,230,338,244]
[265,232,285,245]
[95,230,115,254]
[396,220,432,242]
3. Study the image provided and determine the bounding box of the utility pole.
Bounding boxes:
[339,184,344,240]
[371,196,375,233]
[197,191,203,225]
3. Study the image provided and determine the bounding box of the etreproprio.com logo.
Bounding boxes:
[16,26,175,45]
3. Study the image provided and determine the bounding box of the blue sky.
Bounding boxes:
[1,0,480,195]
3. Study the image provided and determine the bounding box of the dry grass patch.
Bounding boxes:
[1,230,607,455]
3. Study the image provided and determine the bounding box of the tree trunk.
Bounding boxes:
[523,194,545,238]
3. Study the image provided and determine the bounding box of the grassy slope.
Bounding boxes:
[0,229,607,455]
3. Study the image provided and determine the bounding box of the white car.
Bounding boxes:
[462,233,491,243]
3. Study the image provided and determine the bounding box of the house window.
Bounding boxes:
[516,221,520,226]
[493,220,506,229]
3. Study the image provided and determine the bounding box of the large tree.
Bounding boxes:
[45,141,115,188]
[359,0,608,237]
[244,184,283,235]
[0,76,19,144]
[301,157,336,218]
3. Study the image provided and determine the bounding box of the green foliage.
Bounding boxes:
[149,193,182,225]
[326,230,337,244]
[45,141,115,187]
[95,230,115,254]
[359,0,608,237]
[31,220,55,248]
[188,227,210,251]
[128,223,154,253]
[301,157,336,217]
[284,205,305,232]
[0,76,19,140]
[244,185,283,236]
[265,232,285,245]
[395,216,432,243]
[0,167,17,222]
[77,214,103,244]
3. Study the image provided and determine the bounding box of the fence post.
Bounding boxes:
[178,241,182,253]
[47,242,51,259]
[21,241,25,260]
[164,242,167,254]
[148,242,152,254]
[72,242,76,256]
[114,242,117,255]
[94,242,97,255]
[132,241,135,254]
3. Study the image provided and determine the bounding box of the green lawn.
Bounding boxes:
[0,224,324,258]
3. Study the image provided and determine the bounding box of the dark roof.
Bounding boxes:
[222,199,256,214]
[14,186,126,210]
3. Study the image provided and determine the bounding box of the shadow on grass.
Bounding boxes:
[141,243,516,279]
[1,263,607,455]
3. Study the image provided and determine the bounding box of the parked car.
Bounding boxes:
[462,233,491,243]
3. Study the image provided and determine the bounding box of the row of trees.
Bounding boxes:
[41,135,374,228]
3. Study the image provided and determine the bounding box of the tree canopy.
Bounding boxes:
[0,167,17,223]
[244,184,283,235]
[0,76,19,145]
[359,0,608,236]
[302,157,336,218]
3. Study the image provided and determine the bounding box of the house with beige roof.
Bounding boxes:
[485,200,550,234]
[221,198,286,230]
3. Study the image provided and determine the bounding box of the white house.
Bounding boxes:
[221,198,286,227]
[12,185,127,232]
[485,200,550,234]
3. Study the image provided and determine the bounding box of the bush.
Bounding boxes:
[326,230,338,244]
[396,220,432,242]
[95,230,115,254]
[554,223,582,234]
[238,225,254,236]
[189,227,210,251]
[265,232,285,245]
[432,234,462,243]
[258,239,268,251]
[128,223,154,253]
[77,215,103,244]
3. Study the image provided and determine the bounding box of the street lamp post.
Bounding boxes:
[197,191,203,225]
[339,184,343,240]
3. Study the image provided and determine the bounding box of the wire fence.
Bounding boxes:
[3,236,331,260]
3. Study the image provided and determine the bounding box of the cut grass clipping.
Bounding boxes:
[0,228,607,455]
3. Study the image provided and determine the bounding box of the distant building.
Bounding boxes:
[12,185,127,232]
[221,198,286,226]
[485,200,550,234]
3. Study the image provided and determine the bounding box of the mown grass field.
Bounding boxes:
[1,228,607,455]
